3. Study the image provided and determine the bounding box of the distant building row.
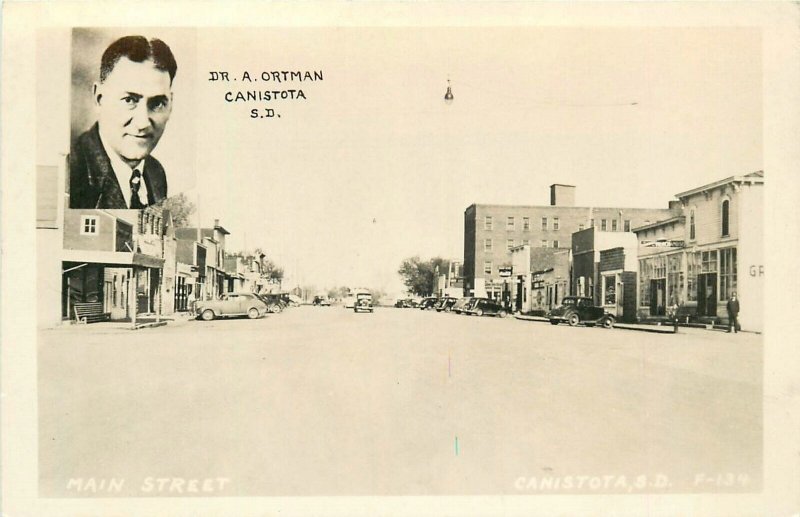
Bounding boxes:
[463,172,764,331]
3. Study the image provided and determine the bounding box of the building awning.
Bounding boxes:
[62,249,164,268]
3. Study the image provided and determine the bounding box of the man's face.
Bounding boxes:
[94,58,173,164]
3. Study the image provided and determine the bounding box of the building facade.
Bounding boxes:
[634,171,763,331]
[464,184,677,299]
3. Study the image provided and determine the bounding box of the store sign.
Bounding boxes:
[641,239,685,248]
[498,266,513,277]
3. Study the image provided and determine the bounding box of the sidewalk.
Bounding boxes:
[514,314,676,334]
[46,311,194,332]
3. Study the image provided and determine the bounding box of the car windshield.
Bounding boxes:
[562,298,576,306]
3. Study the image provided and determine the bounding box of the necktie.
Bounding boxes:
[129,168,145,209]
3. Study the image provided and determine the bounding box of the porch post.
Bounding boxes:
[131,267,138,330]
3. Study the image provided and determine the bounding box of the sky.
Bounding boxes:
[50,26,763,295]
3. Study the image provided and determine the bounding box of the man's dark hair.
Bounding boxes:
[99,35,177,83]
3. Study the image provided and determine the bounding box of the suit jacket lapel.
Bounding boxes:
[83,124,127,209]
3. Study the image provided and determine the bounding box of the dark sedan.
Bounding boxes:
[465,298,509,318]
[547,296,615,328]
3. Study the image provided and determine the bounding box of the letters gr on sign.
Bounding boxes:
[749,265,764,277]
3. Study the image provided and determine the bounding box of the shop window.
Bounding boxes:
[601,219,607,231]
[484,216,493,231]
[603,275,616,305]
[81,216,98,235]
[624,220,631,232]
[523,217,530,231]
[720,247,737,300]
[721,200,730,237]
[686,251,701,301]
[667,253,684,306]
[484,239,493,252]
[507,216,515,230]
[701,250,718,273]
[541,217,548,230]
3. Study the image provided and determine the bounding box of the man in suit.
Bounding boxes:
[69,35,177,209]
[726,291,741,333]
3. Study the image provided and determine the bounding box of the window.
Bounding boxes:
[541,217,548,230]
[507,216,515,230]
[612,220,618,232]
[667,253,684,306]
[484,216,493,231]
[553,217,560,230]
[540,240,548,248]
[523,217,530,231]
[720,247,737,300]
[701,250,718,273]
[553,240,559,248]
[721,200,730,237]
[507,239,514,250]
[601,219,607,231]
[522,239,530,246]
[81,216,98,235]
[687,251,700,302]
[578,224,584,231]
[603,275,616,305]
[624,220,631,232]
[484,261,493,275]
[590,219,595,228]
[689,209,696,240]
[484,239,493,252]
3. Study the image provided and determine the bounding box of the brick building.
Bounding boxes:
[463,184,677,299]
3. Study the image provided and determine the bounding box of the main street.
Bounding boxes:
[38,306,762,496]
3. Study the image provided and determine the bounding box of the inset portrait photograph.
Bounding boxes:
[69,28,196,209]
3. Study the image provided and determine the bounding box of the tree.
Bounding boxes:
[398,256,450,296]
[154,193,196,228]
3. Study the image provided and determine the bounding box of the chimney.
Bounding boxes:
[550,184,576,207]
[668,200,682,213]
[214,218,220,228]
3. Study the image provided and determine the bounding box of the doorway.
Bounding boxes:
[696,273,717,317]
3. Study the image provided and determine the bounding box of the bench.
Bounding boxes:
[73,302,111,324]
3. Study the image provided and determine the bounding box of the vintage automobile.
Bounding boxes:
[313,295,331,306]
[465,298,509,317]
[547,296,615,328]
[255,293,285,313]
[419,297,438,310]
[451,297,475,314]
[196,292,268,321]
[354,292,374,313]
[436,297,459,312]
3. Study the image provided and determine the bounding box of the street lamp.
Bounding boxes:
[444,78,454,105]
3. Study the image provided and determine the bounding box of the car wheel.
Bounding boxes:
[475,309,484,317]
[602,316,615,329]
[201,309,215,321]
[498,310,508,318]
[549,320,559,325]
[270,304,281,313]
[247,307,260,319]
[567,313,580,327]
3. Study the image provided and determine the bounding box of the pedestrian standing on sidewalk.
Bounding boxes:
[726,292,741,333]
[668,296,680,333]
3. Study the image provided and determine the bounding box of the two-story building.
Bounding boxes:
[175,219,231,301]
[510,245,570,314]
[634,171,763,331]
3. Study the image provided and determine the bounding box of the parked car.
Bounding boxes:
[419,297,438,310]
[435,297,458,312]
[547,296,615,328]
[313,296,331,306]
[465,298,509,317]
[354,292,374,313]
[452,297,475,314]
[255,293,285,313]
[196,293,268,321]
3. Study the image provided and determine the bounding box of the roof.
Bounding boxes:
[675,170,764,199]
[631,215,685,233]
